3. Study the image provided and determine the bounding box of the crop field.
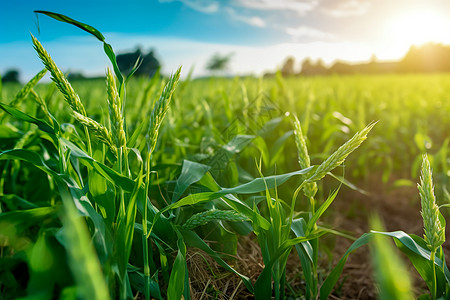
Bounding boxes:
[1,13,450,300]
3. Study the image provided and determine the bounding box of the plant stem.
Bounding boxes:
[431,249,436,300]
[142,151,152,300]
[311,237,319,297]
[309,195,319,297]
[289,180,306,226]
[83,126,92,157]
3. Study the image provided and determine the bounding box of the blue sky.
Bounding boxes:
[2,0,450,81]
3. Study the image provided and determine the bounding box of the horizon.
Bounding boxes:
[2,0,450,81]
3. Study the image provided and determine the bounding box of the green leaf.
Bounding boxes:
[103,42,124,84]
[223,194,271,230]
[115,164,143,283]
[154,240,170,283]
[208,135,255,178]
[218,167,313,196]
[62,177,111,267]
[0,148,111,273]
[26,231,66,298]
[61,138,136,192]
[127,267,163,299]
[269,130,293,167]
[0,194,39,210]
[170,191,215,209]
[172,160,210,203]
[125,56,143,82]
[34,11,105,41]
[0,207,57,248]
[327,172,369,195]
[320,233,373,300]
[0,125,21,139]
[0,103,56,136]
[167,167,313,233]
[0,149,59,178]
[291,218,313,263]
[57,182,110,300]
[127,118,148,149]
[88,168,116,225]
[306,189,339,234]
[292,217,316,298]
[374,231,449,296]
[167,237,186,300]
[34,11,124,85]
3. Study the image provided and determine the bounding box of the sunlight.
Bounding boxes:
[388,10,450,48]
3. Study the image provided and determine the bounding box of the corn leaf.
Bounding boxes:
[171,160,210,203]
[320,233,373,300]
[34,11,105,41]
[61,138,136,192]
[57,182,110,300]
[0,103,56,136]
[167,237,187,300]
[0,207,57,244]
[306,188,339,234]
[35,11,123,84]
[0,149,59,178]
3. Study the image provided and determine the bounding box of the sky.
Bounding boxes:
[2,0,450,81]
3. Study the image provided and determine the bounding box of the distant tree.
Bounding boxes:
[67,72,86,81]
[206,53,233,74]
[281,56,295,77]
[2,69,20,83]
[300,58,313,75]
[117,48,161,78]
[315,59,327,75]
[329,61,353,75]
[398,43,450,73]
[301,58,327,76]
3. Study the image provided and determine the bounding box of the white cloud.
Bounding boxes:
[159,0,266,28]
[233,0,319,15]
[159,0,220,14]
[285,26,335,40]
[322,0,371,18]
[225,7,266,27]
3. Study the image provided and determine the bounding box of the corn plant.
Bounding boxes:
[249,121,375,299]
[145,120,375,299]
[0,11,181,300]
[321,154,450,299]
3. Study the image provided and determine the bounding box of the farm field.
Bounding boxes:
[2,66,450,299]
[1,12,450,300]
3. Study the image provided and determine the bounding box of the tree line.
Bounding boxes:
[274,43,450,77]
[4,42,450,83]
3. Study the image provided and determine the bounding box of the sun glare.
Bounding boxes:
[389,10,450,48]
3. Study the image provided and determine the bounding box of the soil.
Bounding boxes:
[186,174,448,299]
[325,176,425,299]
